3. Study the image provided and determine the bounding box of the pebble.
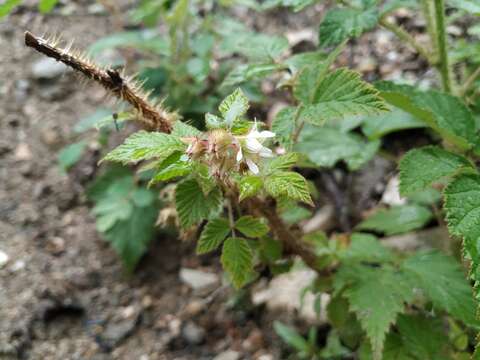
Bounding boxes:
[14,143,32,161]
[0,250,9,268]
[242,328,263,353]
[213,350,240,360]
[31,58,68,80]
[181,321,205,345]
[179,268,219,293]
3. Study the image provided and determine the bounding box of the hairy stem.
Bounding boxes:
[24,31,175,133]
[433,0,452,93]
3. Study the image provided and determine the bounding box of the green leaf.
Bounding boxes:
[361,107,426,139]
[284,50,326,73]
[171,121,202,137]
[221,31,289,61]
[265,171,313,205]
[266,153,299,173]
[402,251,479,328]
[357,205,432,235]
[58,141,87,172]
[235,216,269,238]
[238,175,263,201]
[39,0,59,13]
[377,82,476,149]
[74,108,113,133]
[396,314,448,359]
[399,146,472,196]
[338,265,414,359]
[339,233,393,263]
[273,321,310,353]
[175,178,223,228]
[221,237,254,288]
[296,125,380,170]
[262,0,317,12]
[102,131,184,164]
[318,6,379,47]
[218,88,249,127]
[0,0,22,18]
[149,153,191,184]
[196,218,231,254]
[299,69,388,125]
[448,0,480,13]
[271,106,297,150]
[221,63,284,88]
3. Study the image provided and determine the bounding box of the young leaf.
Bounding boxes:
[264,171,313,205]
[171,121,202,137]
[299,68,388,125]
[175,179,223,228]
[196,218,231,254]
[235,216,269,238]
[221,237,253,288]
[271,106,297,150]
[318,7,379,47]
[399,146,472,196]
[357,205,432,235]
[102,131,185,164]
[149,153,191,184]
[402,251,479,328]
[218,88,249,127]
[266,153,299,173]
[295,125,380,170]
[238,175,263,201]
[337,265,414,360]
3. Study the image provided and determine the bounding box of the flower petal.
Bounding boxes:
[246,158,259,174]
[246,137,263,152]
[259,130,275,138]
[259,147,274,158]
[236,145,243,162]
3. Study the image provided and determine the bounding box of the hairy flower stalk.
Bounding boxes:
[24,31,176,133]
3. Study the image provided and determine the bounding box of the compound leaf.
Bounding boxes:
[221,237,254,288]
[196,218,231,254]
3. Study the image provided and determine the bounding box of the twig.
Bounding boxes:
[433,0,452,93]
[24,31,175,133]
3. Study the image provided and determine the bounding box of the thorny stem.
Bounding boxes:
[24,30,326,275]
[24,31,175,133]
[433,0,452,93]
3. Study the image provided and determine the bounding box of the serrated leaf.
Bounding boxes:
[205,113,225,129]
[271,106,297,150]
[361,107,425,139]
[319,7,379,47]
[265,171,313,205]
[399,146,472,196]
[358,205,432,235]
[299,69,388,125]
[448,0,480,13]
[218,88,249,127]
[295,125,380,170]
[221,63,284,88]
[339,233,393,263]
[196,218,231,254]
[402,251,479,328]
[396,314,448,359]
[238,175,263,201]
[221,237,253,288]
[266,153,299,173]
[102,131,185,164]
[284,50,326,73]
[175,178,223,228]
[377,82,476,149]
[149,153,191,184]
[171,121,202,137]
[337,265,414,359]
[262,0,317,12]
[220,31,289,61]
[235,216,269,238]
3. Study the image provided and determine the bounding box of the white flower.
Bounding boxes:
[236,121,275,174]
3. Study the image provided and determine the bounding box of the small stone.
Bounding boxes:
[10,260,25,272]
[88,3,106,14]
[40,128,61,147]
[179,268,219,293]
[46,237,65,255]
[102,317,139,347]
[213,350,240,360]
[184,300,206,317]
[381,176,406,206]
[14,143,32,161]
[121,305,137,319]
[257,355,274,360]
[181,321,205,345]
[31,58,68,80]
[141,295,153,309]
[242,328,263,353]
[0,250,9,268]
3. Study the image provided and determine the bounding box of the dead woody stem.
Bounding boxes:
[24,30,324,274]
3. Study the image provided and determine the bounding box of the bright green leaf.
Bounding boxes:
[339,233,393,263]
[0,0,22,18]
[239,175,263,201]
[218,88,249,127]
[271,106,297,150]
[361,107,425,139]
[171,121,202,137]
[265,171,313,205]
[197,218,231,254]
[221,237,254,288]
[58,141,87,172]
[235,216,269,238]
[399,146,472,196]
[39,0,59,13]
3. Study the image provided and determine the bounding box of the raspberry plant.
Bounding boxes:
[18,0,480,358]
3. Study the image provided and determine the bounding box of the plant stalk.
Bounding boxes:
[433,0,452,93]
